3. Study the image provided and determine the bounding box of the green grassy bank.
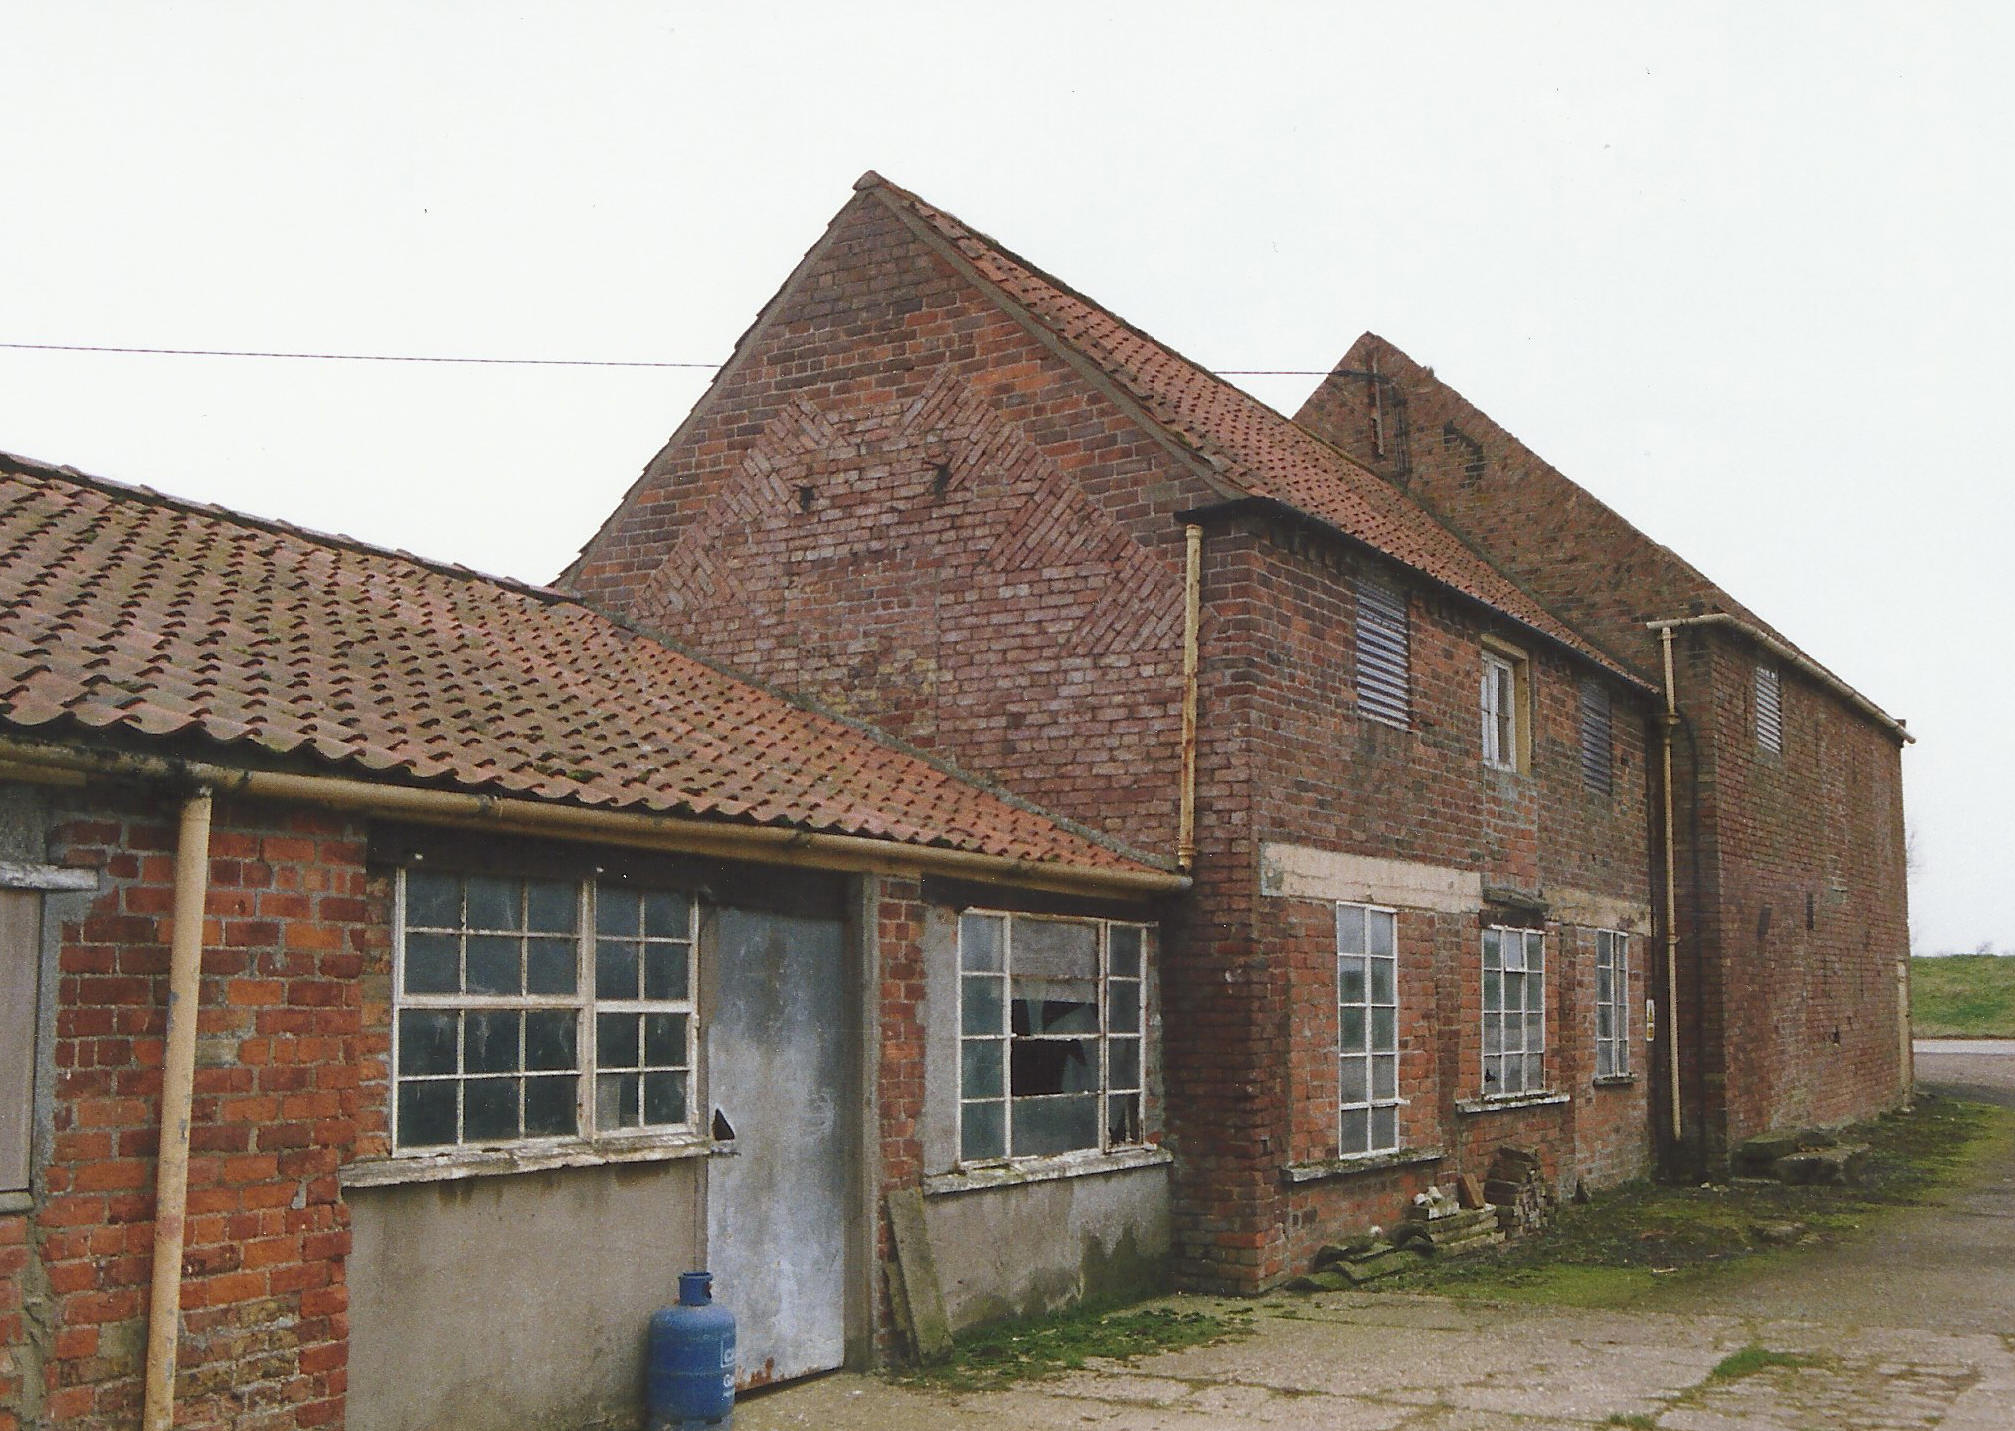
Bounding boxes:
[1912,955,2015,1038]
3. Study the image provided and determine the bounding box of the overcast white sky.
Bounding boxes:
[3,3,2008,952]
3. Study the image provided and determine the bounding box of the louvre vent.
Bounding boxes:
[1579,679,1613,795]
[1355,575,1410,729]
[1756,664,1784,753]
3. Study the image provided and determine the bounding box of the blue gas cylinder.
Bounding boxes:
[648,1270,737,1430]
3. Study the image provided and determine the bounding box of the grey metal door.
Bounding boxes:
[706,908,850,1387]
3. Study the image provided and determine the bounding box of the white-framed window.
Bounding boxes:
[1755,663,1784,754]
[1355,574,1411,729]
[1595,930,1629,1078]
[957,912,1148,1163]
[1481,648,1525,770]
[1482,926,1545,1095]
[1337,903,1400,1154]
[394,869,698,1151]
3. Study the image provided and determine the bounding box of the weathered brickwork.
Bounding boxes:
[869,875,925,1360]
[1297,338,1912,1169]
[566,192,1221,855]
[2,790,379,1431]
[566,194,1656,1295]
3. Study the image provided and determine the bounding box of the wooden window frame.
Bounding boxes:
[1337,903,1401,1156]
[955,911,1150,1166]
[1481,926,1547,1096]
[1480,638,1532,773]
[1595,930,1630,1078]
[392,869,700,1155]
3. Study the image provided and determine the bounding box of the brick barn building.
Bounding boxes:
[565,173,1912,1289]
[0,453,1184,1429]
[0,172,1913,1428]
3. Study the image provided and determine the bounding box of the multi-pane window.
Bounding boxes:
[1755,664,1784,754]
[1481,926,1546,1095]
[1481,650,1520,769]
[958,913,1147,1163]
[1579,679,1614,795]
[1337,904,1400,1154]
[395,870,697,1152]
[1355,574,1411,729]
[1595,930,1630,1078]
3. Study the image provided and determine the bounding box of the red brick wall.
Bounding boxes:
[1222,522,1654,1282]
[1297,339,1912,1161]
[3,791,380,1431]
[564,190,1222,857]
[869,874,923,1360]
[1690,628,1910,1157]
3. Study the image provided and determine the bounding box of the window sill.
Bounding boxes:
[1281,1146,1444,1185]
[1456,1091,1571,1115]
[340,1133,720,1189]
[924,1145,1172,1197]
[1592,1074,1639,1088]
[0,1190,32,1215]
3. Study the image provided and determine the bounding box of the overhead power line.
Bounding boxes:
[0,341,721,370]
[0,339,1334,378]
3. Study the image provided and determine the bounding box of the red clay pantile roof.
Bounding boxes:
[861,174,1643,687]
[0,452,1167,876]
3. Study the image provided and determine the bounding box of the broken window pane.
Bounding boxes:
[1011,990,1098,1035]
[1108,1038,1140,1091]
[1107,1093,1142,1146]
[1012,1036,1097,1095]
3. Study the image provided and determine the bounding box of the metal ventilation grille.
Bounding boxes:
[1355,575,1410,729]
[1579,679,1613,794]
[1755,664,1784,753]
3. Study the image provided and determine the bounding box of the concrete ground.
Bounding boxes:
[737,1041,2015,1431]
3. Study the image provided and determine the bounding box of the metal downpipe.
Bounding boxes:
[142,789,213,1431]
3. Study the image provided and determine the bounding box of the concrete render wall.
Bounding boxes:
[346,1161,702,1431]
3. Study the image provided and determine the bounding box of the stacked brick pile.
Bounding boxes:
[1485,1147,1556,1236]
[1392,1184,1502,1256]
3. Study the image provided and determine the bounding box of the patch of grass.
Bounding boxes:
[1911,955,2015,1037]
[895,1296,1255,1392]
[1377,1097,2008,1306]
[1708,1344,1821,1380]
[1605,1414,1659,1430]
